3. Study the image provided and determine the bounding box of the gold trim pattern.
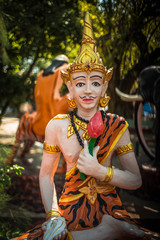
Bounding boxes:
[102,167,113,183]
[68,231,74,240]
[59,193,84,203]
[115,143,134,156]
[46,209,61,220]
[67,115,90,142]
[52,114,69,120]
[66,164,77,179]
[79,178,115,204]
[43,141,61,153]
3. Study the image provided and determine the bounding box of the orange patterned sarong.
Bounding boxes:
[15,113,159,239]
[58,113,134,231]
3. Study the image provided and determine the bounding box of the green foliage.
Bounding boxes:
[0,144,30,240]
[0,163,24,189]
[59,83,69,96]
[0,0,81,119]
[0,5,10,65]
[78,0,160,115]
[0,0,160,118]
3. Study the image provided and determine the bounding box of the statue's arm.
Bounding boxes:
[77,129,142,190]
[39,119,61,213]
[40,119,68,240]
[109,128,142,190]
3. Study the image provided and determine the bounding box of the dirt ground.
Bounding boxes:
[0,115,160,233]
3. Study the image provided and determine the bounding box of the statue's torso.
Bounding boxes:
[53,116,113,172]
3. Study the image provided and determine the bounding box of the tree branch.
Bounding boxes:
[23,48,39,81]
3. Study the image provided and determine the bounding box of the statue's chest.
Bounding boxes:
[58,128,85,164]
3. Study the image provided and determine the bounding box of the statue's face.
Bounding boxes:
[67,71,108,111]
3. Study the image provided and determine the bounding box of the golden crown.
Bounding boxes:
[61,12,113,84]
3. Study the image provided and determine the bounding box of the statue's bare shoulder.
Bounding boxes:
[45,114,70,144]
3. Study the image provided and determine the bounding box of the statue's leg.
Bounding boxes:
[71,215,144,240]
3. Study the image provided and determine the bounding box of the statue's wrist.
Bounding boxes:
[94,164,107,180]
[101,167,113,183]
[46,209,61,220]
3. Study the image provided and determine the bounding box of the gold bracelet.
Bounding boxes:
[43,141,61,154]
[46,209,61,220]
[102,167,113,183]
[115,143,134,156]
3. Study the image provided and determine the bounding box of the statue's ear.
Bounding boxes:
[66,81,73,98]
[101,81,108,96]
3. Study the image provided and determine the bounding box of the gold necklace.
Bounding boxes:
[67,115,91,142]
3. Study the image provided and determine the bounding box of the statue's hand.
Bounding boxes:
[77,140,100,177]
[42,216,67,240]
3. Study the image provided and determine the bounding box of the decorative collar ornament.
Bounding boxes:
[68,112,90,143]
[61,12,113,84]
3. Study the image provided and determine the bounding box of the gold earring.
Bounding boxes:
[67,98,77,109]
[99,95,110,108]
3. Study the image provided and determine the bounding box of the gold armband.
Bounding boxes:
[115,143,134,156]
[102,167,113,183]
[46,209,61,220]
[43,141,61,153]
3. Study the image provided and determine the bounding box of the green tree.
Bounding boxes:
[0,144,30,240]
[1,0,160,120]
[79,0,160,116]
[0,0,82,121]
[0,1,10,65]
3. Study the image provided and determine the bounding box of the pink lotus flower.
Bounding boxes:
[87,110,104,138]
[80,111,104,181]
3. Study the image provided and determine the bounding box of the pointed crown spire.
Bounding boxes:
[61,12,113,83]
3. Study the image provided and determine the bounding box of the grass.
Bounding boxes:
[0,143,31,240]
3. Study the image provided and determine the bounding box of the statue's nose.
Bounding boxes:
[84,80,92,94]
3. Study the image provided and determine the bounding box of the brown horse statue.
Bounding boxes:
[8,55,69,165]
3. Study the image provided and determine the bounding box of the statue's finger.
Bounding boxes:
[61,229,68,239]
[54,233,61,240]
[83,140,89,153]
[93,145,100,158]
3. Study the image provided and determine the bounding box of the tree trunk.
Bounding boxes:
[0,96,13,123]
[23,49,39,81]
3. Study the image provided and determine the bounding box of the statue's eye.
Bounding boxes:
[92,81,100,86]
[76,82,85,87]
